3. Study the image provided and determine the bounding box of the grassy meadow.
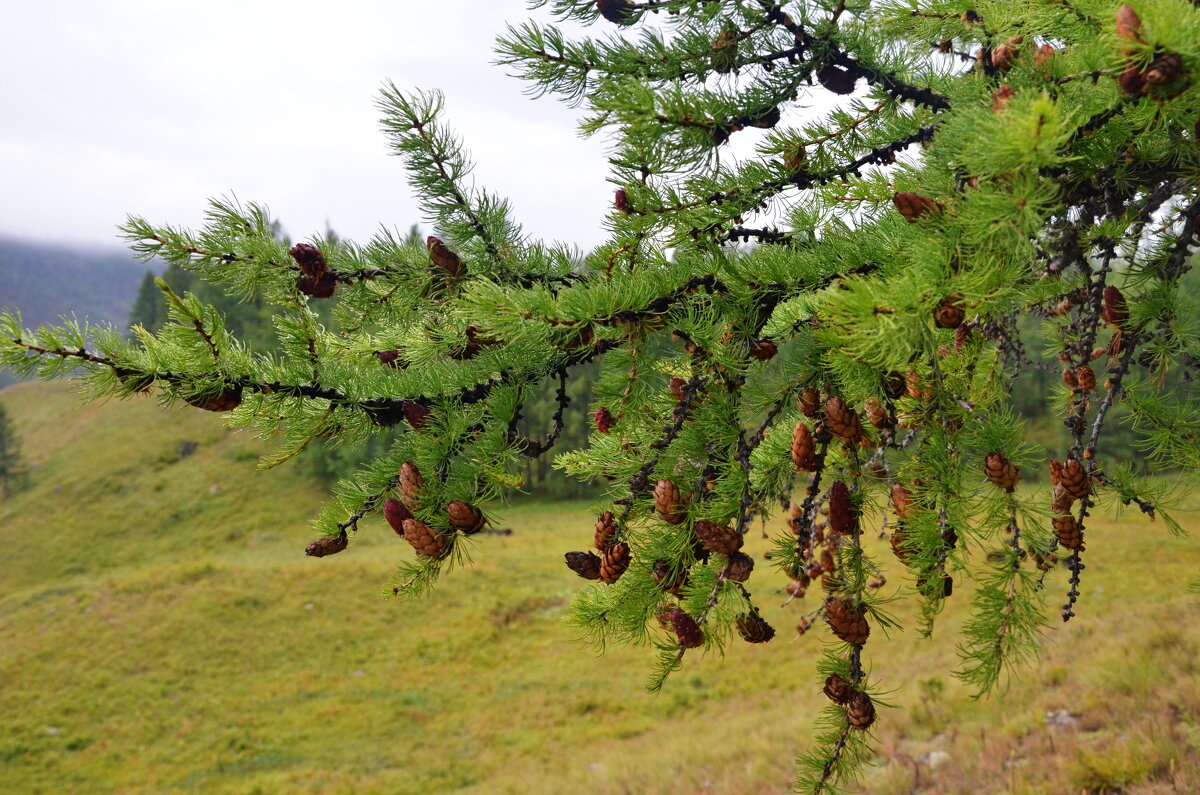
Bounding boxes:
[1,380,1199,794]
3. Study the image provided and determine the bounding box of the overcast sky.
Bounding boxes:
[0,1,617,254]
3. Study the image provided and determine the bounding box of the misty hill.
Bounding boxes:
[0,236,149,387]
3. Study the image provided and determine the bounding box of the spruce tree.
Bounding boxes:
[3,1,1200,789]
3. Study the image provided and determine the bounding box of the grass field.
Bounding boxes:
[2,380,1199,794]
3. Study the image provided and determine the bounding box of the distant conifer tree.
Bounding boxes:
[4,2,1200,789]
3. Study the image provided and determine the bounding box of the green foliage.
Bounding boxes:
[4,1,1200,790]
[0,402,25,498]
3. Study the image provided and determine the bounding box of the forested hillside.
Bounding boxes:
[0,236,147,387]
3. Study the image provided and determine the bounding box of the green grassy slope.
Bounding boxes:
[1,380,1198,794]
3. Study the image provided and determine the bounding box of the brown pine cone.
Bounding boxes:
[882,372,907,400]
[736,612,775,644]
[399,462,425,507]
[828,481,854,536]
[798,388,821,418]
[447,501,485,534]
[402,518,448,558]
[891,483,914,521]
[670,608,705,649]
[984,452,1020,491]
[823,674,853,705]
[933,297,965,329]
[1053,514,1084,551]
[297,271,338,298]
[890,526,913,565]
[723,551,755,583]
[1077,365,1096,393]
[594,510,618,550]
[906,371,932,401]
[1116,4,1143,43]
[892,192,942,222]
[825,598,870,645]
[796,617,812,636]
[865,398,892,430]
[991,84,1016,111]
[791,421,818,471]
[426,236,463,277]
[383,498,413,535]
[1062,368,1078,388]
[401,401,431,430]
[820,548,836,575]
[1059,458,1091,500]
[847,691,876,730]
[1102,285,1129,328]
[786,579,807,599]
[600,542,631,584]
[1119,67,1146,95]
[596,0,634,25]
[289,243,328,277]
[1049,459,1064,487]
[784,145,807,174]
[614,188,631,214]
[185,386,243,413]
[825,396,863,443]
[652,559,688,595]
[1145,52,1183,86]
[816,64,858,95]
[1034,44,1056,68]
[565,551,602,580]
[594,406,614,433]
[749,339,778,361]
[654,480,689,525]
[695,519,742,556]
[305,533,348,557]
[669,376,688,403]
[990,36,1023,72]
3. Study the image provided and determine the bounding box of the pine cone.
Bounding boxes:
[990,36,1023,72]
[594,510,618,550]
[991,84,1016,111]
[798,388,821,418]
[1062,368,1078,388]
[891,483,914,521]
[402,401,431,430]
[820,548,836,575]
[695,519,742,556]
[1102,285,1129,328]
[305,533,347,557]
[847,691,876,730]
[828,481,854,536]
[1119,67,1146,96]
[383,498,413,535]
[796,617,812,636]
[669,376,688,402]
[984,452,1020,491]
[1058,458,1091,500]
[594,406,614,433]
[377,350,401,367]
[823,674,853,705]
[882,372,907,400]
[825,597,870,645]
[865,398,892,430]
[654,479,689,525]
[399,462,425,506]
[933,297,965,329]
[600,542,631,584]
[1053,514,1084,551]
[596,0,634,25]
[614,188,631,214]
[791,421,818,471]
[825,396,863,443]
[565,551,602,580]
[652,559,688,595]
[1034,44,1056,68]
[749,339,777,361]
[298,271,338,299]
[185,386,243,413]
[289,243,328,277]
[736,612,775,644]
[670,608,705,649]
[1116,4,1143,43]
[1077,365,1096,393]
[723,551,755,583]
[893,192,942,222]
[786,579,808,599]
[426,236,463,277]
[784,145,807,174]
[402,518,448,558]
[890,526,913,565]
[816,64,858,95]
[447,501,485,534]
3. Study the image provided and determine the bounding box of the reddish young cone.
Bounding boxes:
[383,498,413,535]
